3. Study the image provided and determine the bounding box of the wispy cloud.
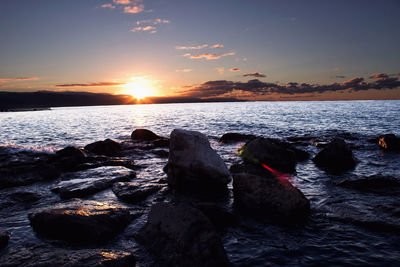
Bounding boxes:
[230,68,240,72]
[124,4,144,13]
[180,73,400,98]
[0,77,39,83]
[176,69,193,73]
[216,67,225,74]
[113,0,131,5]
[137,18,170,25]
[101,3,115,9]
[243,72,266,78]
[56,82,126,87]
[131,25,157,33]
[185,51,236,60]
[176,44,209,50]
[211,44,224,48]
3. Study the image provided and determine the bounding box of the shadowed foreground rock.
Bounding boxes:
[112,182,162,203]
[0,230,10,249]
[52,166,134,199]
[139,202,229,267]
[131,129,161,141]
[313,138,357,173]
[28,200,132,243]
[0,244,136,267]
[378,134,400,151]
[165,129,231,192]
[84,139,122,157]
[231,164,310,221]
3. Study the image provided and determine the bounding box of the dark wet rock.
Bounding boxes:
[195,203,237,229]
[232,171,310,221]
[153,138,170,148]
[337,175,400,194]
[0,162,60,189]
[131,129,161,141]
[28,200,132,243]
[239,137,297,173]
[84,139,122,157]
[55,146,85,159]
[0,244,136,266]
[379,134,400,151]
[165,129,231,192]
[0,230,10,249]
[152,149,169,158]
[270,138,310,161]
[367,137,379,144]
[52,166,134,199]
[139,202,229,267]
[313,138,357,173]
[219,133,256,143]
[230,162,274,177]
[112,182,162,203]
[9,191,41,203]
[51,146,87,171]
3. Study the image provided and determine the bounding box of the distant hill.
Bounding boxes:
[0,91,242,110]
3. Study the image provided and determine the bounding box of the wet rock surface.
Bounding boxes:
[52,166,134,199]
[28,200,132,243]
[131,129,162,141]
[0,244,136,267]
[139,202,229,267]
[219,132,256,143]
[378,134,400,151]
[313,138,357,173]
[165,129,231,192]
[0,230,10,249]
[84,139,122,157]
[112,182,163,203]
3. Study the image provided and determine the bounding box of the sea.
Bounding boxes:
[0,100,399,266]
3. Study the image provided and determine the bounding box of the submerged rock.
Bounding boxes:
[52,166,134,199]
[28,200,132,243]
[219,133,256,143]
[112,182,162,203]
[165,129,231,192]
[378,134,400,151]
[84,139,122,157]
[313,138,357,173]
[0,244,136,266]
[0,230,10,249]
[131,129,161,141]
[239,137,297,173]
[337,175,400,194]
[139,202,229,266]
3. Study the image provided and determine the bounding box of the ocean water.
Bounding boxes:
[1,100,400,266]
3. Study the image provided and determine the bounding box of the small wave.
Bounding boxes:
[0,143,57,154]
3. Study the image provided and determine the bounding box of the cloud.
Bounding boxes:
[124,4,144,13]
[230,68,240,72]
[180,73,400,98]
[0,77,39,83]
[176,44,208,50]
[56,82,126,87]
[113,0,131,5]
[176,69,192,73]
[131,25,156,32]
[185,51,236,60]
[136,18,170,25]
[211,44,224,48]
[216,67,225,75]
[101,4,115,9]
[243,72,266,78]
[335,75,346,79]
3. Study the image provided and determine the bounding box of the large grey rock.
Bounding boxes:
[313,138,357,173]
[0,244,135,267]
[239,137,297,173]
[112,182,162,203]
[165,129,231,192]
[52,166,134,199]
[139,202,229,267]
[28,200,132,243]
[232,167,310,221]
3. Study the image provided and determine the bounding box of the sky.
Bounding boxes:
[0,0,400,101]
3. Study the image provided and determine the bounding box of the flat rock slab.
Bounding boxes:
[52,166,134,199]
[28,200,132,243]
[112,182,162,203]
[0,244,135,267]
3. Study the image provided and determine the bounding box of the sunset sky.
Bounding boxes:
[1,0,399,100]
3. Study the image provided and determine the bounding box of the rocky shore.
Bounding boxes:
[0,128,399,266]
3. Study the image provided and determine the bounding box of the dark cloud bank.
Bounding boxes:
[182,73,400,98]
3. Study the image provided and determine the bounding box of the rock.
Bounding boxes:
[0,162,60,189]
[28,200,132,243]
[0,244,135,266]
[378,134,400,151]
[52,166,134,199]
[239,137,297,173]
[0,230,10,249]
[84,139,122,157]
[153,138,170,148]
[9,191,41,203]
[195,203,237,229]
[152,149,169,158]
[219,133,256,143]
[312,138,357,173]
[232,170,310,221]
[165,129,231,192]
[269,138,310,162]
[139,202,229,266]
[131,129,161,141]
[337,175,400,194]
[51,146,87,171]
[112,182,162,203]
[55,146,85,159]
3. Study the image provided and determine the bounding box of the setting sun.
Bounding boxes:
[122,77,156,100]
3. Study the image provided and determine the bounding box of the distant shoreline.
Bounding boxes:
[0,107,51,112]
